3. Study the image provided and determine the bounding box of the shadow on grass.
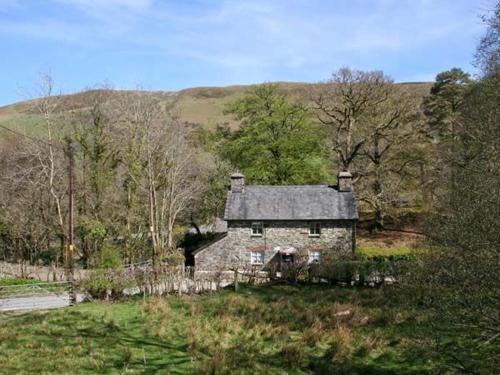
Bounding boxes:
[1,308,192,374]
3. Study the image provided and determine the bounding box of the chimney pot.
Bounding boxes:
[230,172,245,193]
[338,171,352,192]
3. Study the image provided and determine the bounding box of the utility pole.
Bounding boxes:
[67,140,76,305]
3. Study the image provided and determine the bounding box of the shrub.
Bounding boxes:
[81,269,134,300]
[280,248,310,282]
[98,244,123,269]
[316,260,357,284]
[161,248,185,267]
[309,256,415,286]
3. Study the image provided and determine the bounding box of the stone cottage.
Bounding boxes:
[194,172,358,271]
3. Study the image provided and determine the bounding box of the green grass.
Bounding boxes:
[0,284,437,374]
[0,277,43,286]
[357,245,413,258]
[0,113,47,136]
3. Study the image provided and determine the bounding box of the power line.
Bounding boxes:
[0,124,64,150]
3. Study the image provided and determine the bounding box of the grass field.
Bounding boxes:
[0,277,44,286]
[0,284,436,374]
[357,226,425,259]
[357,244,413,258]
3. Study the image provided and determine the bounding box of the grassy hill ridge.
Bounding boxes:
[0,82,432,135]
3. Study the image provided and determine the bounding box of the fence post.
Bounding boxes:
[68,280,76,306]
[234,268,239,292]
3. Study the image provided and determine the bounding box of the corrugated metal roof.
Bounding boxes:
[224,185,358,221]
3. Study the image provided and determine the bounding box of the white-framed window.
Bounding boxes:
[250,251,264,264]
[309,251,321,263]
[251,222,263,236]
[309,222,321,237]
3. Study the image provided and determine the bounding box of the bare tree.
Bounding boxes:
[314,68,422,229]
[19,73,68,262]
[143,117,201,268]
[358,85,421,229]
[475,2,500,77]
[0,115,65,265]
[313,68,394,173]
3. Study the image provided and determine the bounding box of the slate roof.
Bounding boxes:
[224,185,358,221]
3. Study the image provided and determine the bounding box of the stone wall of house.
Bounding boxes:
[194,220,355,271]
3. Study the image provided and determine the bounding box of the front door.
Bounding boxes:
[282,254,294,264]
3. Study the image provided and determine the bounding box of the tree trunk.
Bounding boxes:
[374,207,384,232]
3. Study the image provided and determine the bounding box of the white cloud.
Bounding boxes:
[0,0,492,81]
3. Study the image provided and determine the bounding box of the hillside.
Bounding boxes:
[0,82,432,135]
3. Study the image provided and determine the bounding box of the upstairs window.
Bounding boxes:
[309,251,321,263]
[251,222,263,236]
[250,251,264,264]
[309,222,321,237]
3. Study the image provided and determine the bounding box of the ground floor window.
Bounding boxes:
[250,251,264,264]
[309,251,321,263]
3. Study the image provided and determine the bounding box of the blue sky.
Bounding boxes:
[0,0,495,105]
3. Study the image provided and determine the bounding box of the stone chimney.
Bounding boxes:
[230,172,245,193]
[337,171,352,192]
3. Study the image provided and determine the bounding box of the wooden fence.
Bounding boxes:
[81,265,244,298]
[1,258,412,303]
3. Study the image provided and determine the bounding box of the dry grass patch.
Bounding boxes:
[141,295,172,316]
[301,318,327,345]
[323,325,355,365]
